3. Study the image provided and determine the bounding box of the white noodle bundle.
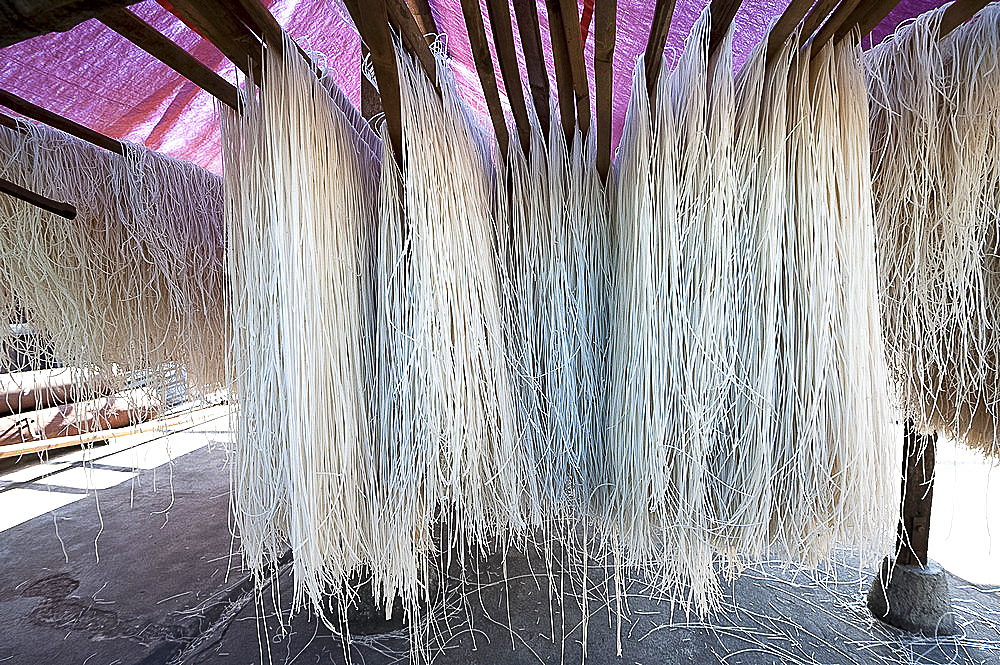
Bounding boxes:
[0,120,226,397]
[394,47,531,550]
[606,9,896,610]
[220,38,379,613]
[867,3,1000,457]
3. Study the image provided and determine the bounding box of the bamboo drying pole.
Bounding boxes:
[0,176,76,219]
[0,405,227,461]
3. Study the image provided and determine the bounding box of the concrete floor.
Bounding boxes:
[0,416,998,665]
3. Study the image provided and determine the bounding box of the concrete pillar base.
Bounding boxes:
[867,557,956,635]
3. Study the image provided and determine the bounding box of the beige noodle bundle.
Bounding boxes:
[867,3,1000,457]
[0,119,226,399]
[220,37,379,615]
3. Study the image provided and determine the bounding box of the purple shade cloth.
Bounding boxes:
[0,0,949,173]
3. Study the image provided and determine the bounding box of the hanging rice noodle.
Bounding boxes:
[220,37,379,615]
[606,8,897,612]
[0,120,226,400]
[867,3,1000,458]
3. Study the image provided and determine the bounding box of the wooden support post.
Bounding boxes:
[896,421,936,567]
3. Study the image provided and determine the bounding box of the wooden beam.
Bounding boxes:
[360,45,383,122]
[0,89,124,155]
[546,0,578,142]
[766,0,813,61]
[594,0,615,181]
[485,0,532,156]
[168,0,262,80]
[557,0,591,137]
[0,176,76,220]
[385,0,439,88]
[511,0,551,139]
[405,0,438,40]
[98,8,241,110]
[857,0,904,41]
[940,0,991,38]
[707,0,742,62]
[798,0,840,45]
[811,0,865,47]
[344,0,404,163]
[459,0,510,157]
[0,112,20,132]
[644,0,677,100]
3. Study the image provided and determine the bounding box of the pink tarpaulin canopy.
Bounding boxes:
[0,0,944,174]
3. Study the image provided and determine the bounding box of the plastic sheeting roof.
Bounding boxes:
[0,0,943,174]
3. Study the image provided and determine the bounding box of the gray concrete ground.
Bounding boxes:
[0,416,998,665]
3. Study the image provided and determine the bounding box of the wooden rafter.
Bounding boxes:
[594,0,616,181]
[511,0,551,139]
[798,0,840,45]
[98,8,241,110]
[643,0,677,100]
[343,0,404,162]
[459,0,511,157]
[546,0,577,142]
[557,0,591,137]
[857,0,905,41]
[940,0,991,38]
[385,0,439,86]
[811,0,865,47]
[168,0,262,79]
[707,0,743,62]
[0,89,124,155]
[765,0,812,61]
[485,0,532,156]
[0,176,76,220]
[405,0,438,40]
